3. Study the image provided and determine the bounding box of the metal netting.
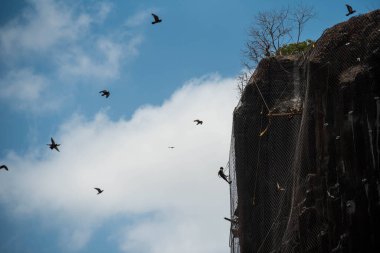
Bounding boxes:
[227,10,380,253]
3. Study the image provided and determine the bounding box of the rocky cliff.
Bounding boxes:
[229,10,380,253]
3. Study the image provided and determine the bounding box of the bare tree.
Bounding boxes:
[291,4,315,43]
[243,8,292,68]
[242,4,315,69]
[238,4,315,98]
[237,69,254,96]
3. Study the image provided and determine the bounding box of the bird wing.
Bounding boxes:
[1,165,8,170]
[346,4,353,12]
[94,188,101,193]
[51,137,56,145]
[99,90,106,93]
[54,146,60,152]
[152,13,159,21]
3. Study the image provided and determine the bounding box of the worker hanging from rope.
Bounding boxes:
[218,167,232,184]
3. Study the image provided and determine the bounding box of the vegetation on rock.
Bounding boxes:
[276,39,314,55]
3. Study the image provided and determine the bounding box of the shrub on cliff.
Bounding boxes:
[276,39,314,55]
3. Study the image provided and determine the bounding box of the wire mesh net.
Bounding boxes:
[227,10,380,253]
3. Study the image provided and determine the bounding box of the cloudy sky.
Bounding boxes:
[0,1,379,252]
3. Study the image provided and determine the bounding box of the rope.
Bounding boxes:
[252,79,271,112]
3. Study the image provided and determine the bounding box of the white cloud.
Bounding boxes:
[60,227,93,251]
[0,0,140,65]
[57,34,143,80]
[0,74,238,252]
[0,68,61,112]
[57,37,128,80]
[0,0,91,54]
[0,69,46,100]
[120,213,230,253]
[96,2,113,23]
[124,9,155,28]
[0,0,144,113]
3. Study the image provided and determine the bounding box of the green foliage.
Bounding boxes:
[276,39,314,55]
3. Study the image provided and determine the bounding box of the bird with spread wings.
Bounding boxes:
[151,13,162,24]
[47,137,60,152]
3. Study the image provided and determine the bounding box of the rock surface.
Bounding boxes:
[230,10,380,253]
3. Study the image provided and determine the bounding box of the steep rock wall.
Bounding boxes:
[231,9,380,253]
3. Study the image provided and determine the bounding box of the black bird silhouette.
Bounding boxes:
[0,165,8,171]
[47,137,60,152]
[151,13,162,24]
[99,90,110,98]
[218,167,231,184]
[194,119,203,125]
[345,4,356,16]
[94,188,104,194]
[168,146,175,149]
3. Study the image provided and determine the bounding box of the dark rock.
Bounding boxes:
[230,9,380,253]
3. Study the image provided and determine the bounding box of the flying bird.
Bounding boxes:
[0,165,8,171]
[47,137,60,152]
[345,4,356,16]
[151,13,162,24]
[168,146,175,149]
[194,119,203,125]
[218,167,231,184]
[276,182,285,191]
[94,188,104,195]
[99,90,110,98]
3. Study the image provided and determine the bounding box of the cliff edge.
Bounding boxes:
[230,10,380,253]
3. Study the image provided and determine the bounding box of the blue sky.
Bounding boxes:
[0,1,379,253]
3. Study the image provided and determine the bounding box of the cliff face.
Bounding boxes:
[230,10,380,253]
